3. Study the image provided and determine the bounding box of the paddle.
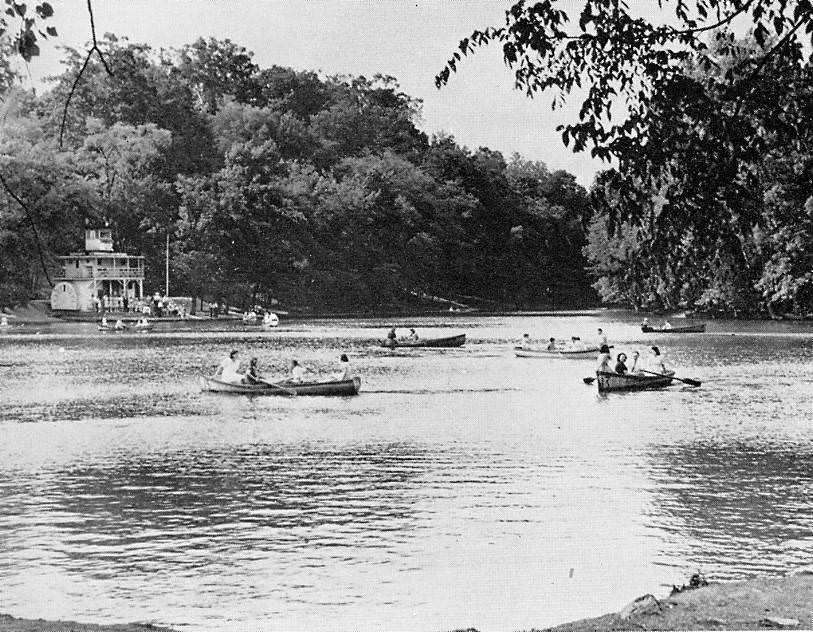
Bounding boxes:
[641,369,701,387]
[257,376,298,396]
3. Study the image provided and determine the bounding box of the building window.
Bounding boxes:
[75,260,79,268]
[97,259,103,266]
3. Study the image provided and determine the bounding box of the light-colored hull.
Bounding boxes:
[514,346,599,358]
[381,334,466,348]
[201,376,361,396]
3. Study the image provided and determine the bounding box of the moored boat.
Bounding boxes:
[596,370,675,392]
[641,323,706,333]
[514,345,600,358]
[381,333,466,348]
[200,376,361,396]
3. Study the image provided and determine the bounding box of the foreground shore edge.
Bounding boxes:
[2,574,811,631]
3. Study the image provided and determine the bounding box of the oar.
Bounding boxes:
[641,369,701,387]
[257,376,298,396]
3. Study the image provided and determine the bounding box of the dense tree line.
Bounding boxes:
[0,35,594,311]
[583,36,812,316]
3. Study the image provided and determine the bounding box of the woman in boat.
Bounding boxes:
[290,359,308,382]
[615,353,628,375]
[629,350,642,373]
[243,357,260,385]
[407,328,419,341]
[215,349,242,384]
[333,354,352,381]
[546,337,557,351]
[663,320,672,329]
[596,344,613,373]
[386,327,398,345]
[519,333,532,349]
[648,346,667,373]
[567,336,583,350]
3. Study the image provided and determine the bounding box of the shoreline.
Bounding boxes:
[2,573,811,631]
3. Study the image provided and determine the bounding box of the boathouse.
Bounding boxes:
[50,227,145,312]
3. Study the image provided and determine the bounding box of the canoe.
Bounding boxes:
[514,345,600,358]
[381,334,466,348]
[98,325,128,332]
[641,324,706,333]
[596,370,675,392]
[200,376,361,396]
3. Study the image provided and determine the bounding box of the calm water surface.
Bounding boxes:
[1,313,812,631]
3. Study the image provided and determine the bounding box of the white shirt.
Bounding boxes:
[291,365,307,382]
[334,362,352,381]
[218,357,242,383]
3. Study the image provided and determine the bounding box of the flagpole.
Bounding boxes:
[165,231,170,297]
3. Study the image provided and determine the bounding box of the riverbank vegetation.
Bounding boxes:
[440,0,813,319]
[0,36,594,312]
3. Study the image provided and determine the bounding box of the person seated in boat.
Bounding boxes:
[114,319,126,330]
[615,353,629,375]
[641,317,649,326]
[629,350,643,373]
[407,328,419,341]
[215,349,242,384]
[663,320,672,329]
[597,328,608,346]
[567,336,584,350]
[289,359,309,382]
[333,354,352,381]
[596,344,613,373]
[519,333,532,349]
[546,337,558,351]
[648,346,668,373]
[386,327,398,346]
[101,316,109,328]
[243,357,260,385]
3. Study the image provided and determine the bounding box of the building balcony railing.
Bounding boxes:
[56,267,145,280]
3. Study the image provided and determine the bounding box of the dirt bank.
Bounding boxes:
[0,614,176,632]
[543,573,813,631]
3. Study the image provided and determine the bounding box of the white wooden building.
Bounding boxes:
[50,227,145,312]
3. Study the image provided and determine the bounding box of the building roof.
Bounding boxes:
[59,252,145,258]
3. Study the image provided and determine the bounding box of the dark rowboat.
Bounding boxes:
[98,325,128,332]
[596,370,675,392]
[381,334,466,348]
[641,324,706,333]
[514,345,600,358]
[201,376,361,396]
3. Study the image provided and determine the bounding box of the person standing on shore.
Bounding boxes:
[597,328,608,347]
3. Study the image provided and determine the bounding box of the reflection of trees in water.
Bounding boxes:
[647,440,813,576]
[1,442,433,575]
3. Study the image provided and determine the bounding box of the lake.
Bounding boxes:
[1,312,812,631]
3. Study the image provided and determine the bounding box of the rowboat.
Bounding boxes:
[596,370,675,392]
[381,333,466,348]
[641,324,706,333]
[98,325,128,332]
[514,345,600,358]
[200,376,361,396]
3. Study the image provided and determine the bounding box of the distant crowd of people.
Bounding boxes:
[93,292,186,318]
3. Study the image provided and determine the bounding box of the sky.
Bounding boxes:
[22,0,610,186]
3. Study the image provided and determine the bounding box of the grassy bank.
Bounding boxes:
[3,573,811,631]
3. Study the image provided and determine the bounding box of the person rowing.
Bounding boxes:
[289,359,309,382]
[546,337,558,351]
[386,327,398,346]
[243,357,260,385]
[648,346,668,373]
[567,336,584,350]
[114,318,126,330]
[663,320,672,329]
[214,349,242,384]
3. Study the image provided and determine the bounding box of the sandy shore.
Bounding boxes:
[2,574,811,631]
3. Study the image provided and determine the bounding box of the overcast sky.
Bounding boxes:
[25,1,635,186]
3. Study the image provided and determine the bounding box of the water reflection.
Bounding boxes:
[647,439,813,578]
[2,315,813,630]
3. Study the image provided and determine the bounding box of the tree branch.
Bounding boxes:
[0,171,53,287]
[58,0,113,148]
